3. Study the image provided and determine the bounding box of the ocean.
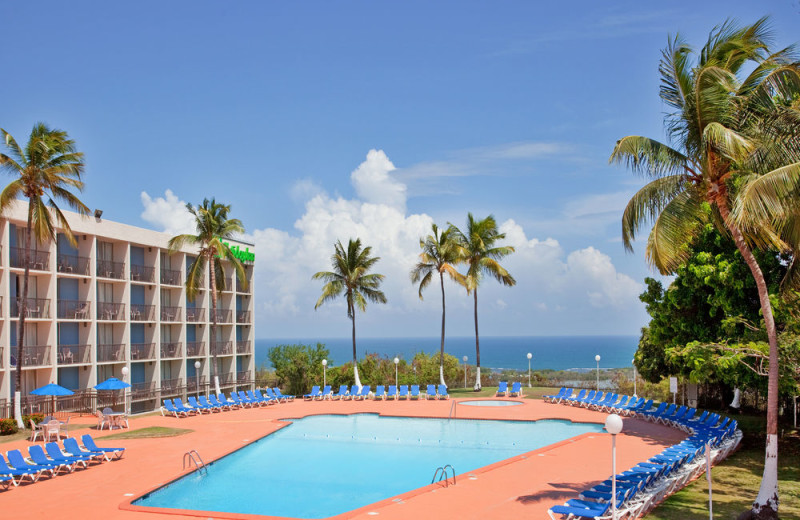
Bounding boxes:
[254,335,638,372]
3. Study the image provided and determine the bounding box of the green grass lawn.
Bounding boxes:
[100,426,193,440]
[448,385,554,399]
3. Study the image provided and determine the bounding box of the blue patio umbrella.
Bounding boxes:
[30,383,74,414]
[95,377,131,408]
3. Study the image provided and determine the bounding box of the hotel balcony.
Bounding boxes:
[97,343,126,363]
[57,299,91,320]
[57,344,91,365]
[57,253,90,275]
[160,378,183,396]
[97,260,126,280]
[211,341,233,356]
[130,342,156,361]
[236,279,250,293]
[97,302,125,321]
[219,373,235,385]
[186,308,205,323]
[186,376,208,393]
[130,304,155,321]
[221,276,234,292]
[160,268,181,286]
[130,264,155,283]
[9,345,51,367]
[160,342,183,359]
[236,310,251,323]
[131,382,157,401]
[186,341,206,357]
[160,306,181,322]
[11,297,51,319]
[10,247,49,270]
[237,370,250,383]
[213,309,232,323]
[236,340,251,354]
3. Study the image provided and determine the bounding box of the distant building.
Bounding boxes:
[0,200,255,414]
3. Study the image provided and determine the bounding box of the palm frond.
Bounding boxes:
[702,122,755,162]
[610,136,689,178]
[185,255,206,301]
[621,175,688,252]
[646,190,705,274]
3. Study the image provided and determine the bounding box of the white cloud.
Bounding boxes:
[290,179,324,203]
[140,189,195,235]
[350,149,407,211]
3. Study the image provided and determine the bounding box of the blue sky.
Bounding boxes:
[4,1,800,339]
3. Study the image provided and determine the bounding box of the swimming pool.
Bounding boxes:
[460,399,523,407]
[134,414,602,518]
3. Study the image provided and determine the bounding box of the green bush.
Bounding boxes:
[22,413,45,427]
[0,418,19,435]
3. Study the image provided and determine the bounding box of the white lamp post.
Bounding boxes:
[120,366,129,414]
[194,360,201,398]
[463,356,468,388]
[394,357,399,388]
[605,413,624,520]
[322,359,328,388]
[527,352,532,388]
[595,354,601,391]
[632,358,637,398]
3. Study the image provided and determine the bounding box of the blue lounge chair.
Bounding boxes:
[353,385,371,400]
[238,391,259,406]
[410,385,420,400]
[209,394,232,410]
[174,398,199,414]
[426,384,437,400]
[437,384,449,399]
[496,382,509,397]
[227,393,246,408]
[29,444,74,474]
[640,401,667,420]
[234,391,256,407]
[246,390,270,406]
[45,442,89,469]
[6,449,56,478]
[373,385,386,400]
[188,396,213,412]
[62,438,105,463]
[303,385,321,400]
[543,387,570,403]
[254,389,277,404]
[0,453,41,484]
[199,395,222,411]
[581,391,605,408]
[274,388,295,401]
[603,395,628,413]
[162,399,189,417]
[217,393,239,408]
[548,499,611,520]
[343,385,359,400]
[564,389,587,405]
[398,385,409,400]
[81,434,125,459]
[509,382,522,397]
[316,385,332,401]
[566,389,594,406]
[387,385,398,400]
[331,385,349,400]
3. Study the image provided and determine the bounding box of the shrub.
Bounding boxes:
[22,413,45,426]
[0,418,19,435]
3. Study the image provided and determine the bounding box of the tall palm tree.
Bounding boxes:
[0,123,88,428]
[610,19,800,519]
[410,223,465,386]
[313,238,386,388]
[168,198,247,397]
[451,214,515,391]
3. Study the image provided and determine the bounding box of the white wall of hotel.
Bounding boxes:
[0,200,255,414]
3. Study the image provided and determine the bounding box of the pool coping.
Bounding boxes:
[120,408,605,520]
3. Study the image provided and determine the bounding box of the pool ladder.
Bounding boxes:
[183,450,208,475]
[431,464,456,487]
[449,400,457,419]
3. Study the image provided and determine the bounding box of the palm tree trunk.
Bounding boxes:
[209,256,221,397]
[439,272,446,387]
[351,300,361,389]
[473,288,481,391]
[14,205,33,428]
[718,200,779,519]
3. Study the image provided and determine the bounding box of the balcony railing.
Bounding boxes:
[57,299,91,319]
[57,344,91,365]
[97,344,125,363]
[9,345,51,367]
[186,341,206,357]
[210,341,233,356]
[160,378,183,395]
[130,343,156,361]
[11,298,51,319]
[131,382,157,401]
[160,268,181,286]
[97,302,125,320]
[236,341,252,354]
[97,260,126,280]
[186,308,205,322]
[130,264,155,283]
[57,253,90,275]
[219,373,235,385]
[213,309,232,323]
[236,310,251,323]
[10,247,50,270]
[160,306,181,322]
[130,303,155,321]
[237,370,250,382]
[160,342,183,359]
[186,376,208,393]
[222,276,234,292]
[236,279,250,293]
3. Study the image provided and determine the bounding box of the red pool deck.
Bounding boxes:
[0,398,685,519]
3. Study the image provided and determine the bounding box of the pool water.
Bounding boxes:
[134,414,602,518]
[460,400,523,407]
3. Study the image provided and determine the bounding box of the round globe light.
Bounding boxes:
[463,356,468,362]
[527,352,532,360]
[121,366,129,377]
[595,354,601,362]
[605,413,623,435]
[394,357,399,365]
[194,360,201,369]
[322,359,328,367]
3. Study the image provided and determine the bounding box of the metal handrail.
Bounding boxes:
[130,264,155,283]
[182,450,208,475]
[449,400,457,419]
[431,464,456,486]
[57,253,90,275]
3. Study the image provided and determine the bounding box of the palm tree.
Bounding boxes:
[0,123,88,428]
[410,223,465,387]
[451,214,515,391]
[313,238,386,388]
[610,19,800,519]
[168,198,247,397]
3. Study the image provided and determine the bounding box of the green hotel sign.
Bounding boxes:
[222,241,255,263]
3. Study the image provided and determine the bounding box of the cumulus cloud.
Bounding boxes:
[350,149,406,211]
[140,189,195,235]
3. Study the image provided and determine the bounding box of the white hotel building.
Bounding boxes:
[0,200,255,415]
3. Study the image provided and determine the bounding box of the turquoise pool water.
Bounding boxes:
[460,400,523,407]
[134,414,602,518]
